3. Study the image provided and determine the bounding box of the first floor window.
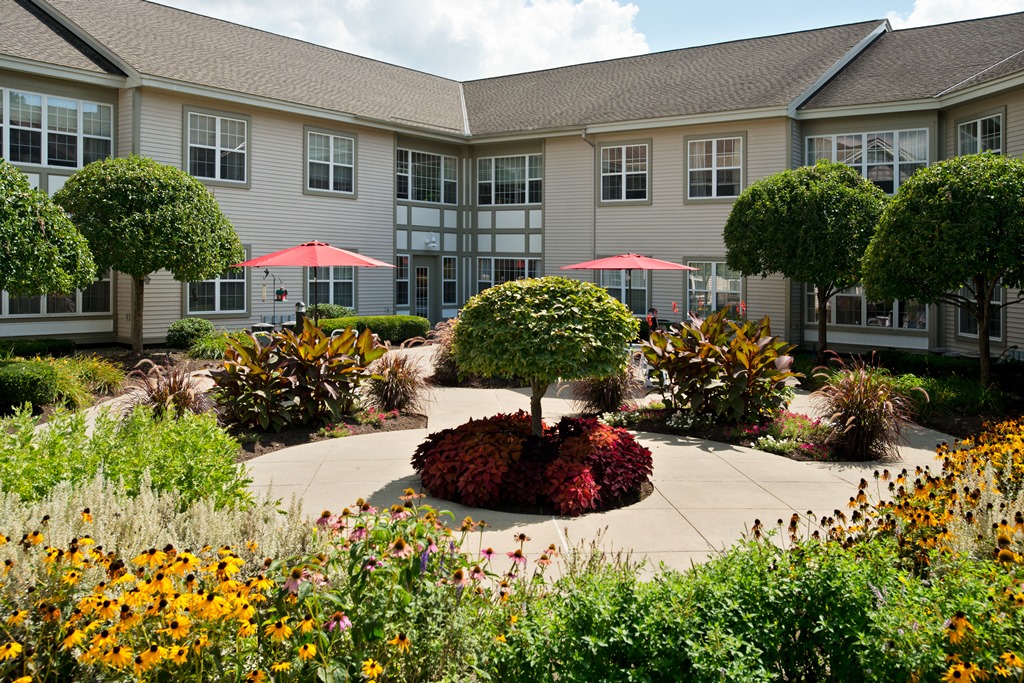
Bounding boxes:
[307,131,354,193]
[477,257,539,293]
[687,262,741,317]
[958,284,1002,339]
[806,285,928,330]
[442,256,458,305]
[957,114,1002,155]
[600,144,647,201]
[308,266,354,309]
[396,255,410,307]
[188,268,246,313]
[396,149,457,204]
[688,137,742,198]
[601,269,648,315]
[187,111,247,183]
[806,129,927,194]
[1,270,111,316]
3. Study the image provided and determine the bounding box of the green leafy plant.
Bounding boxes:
[210,332,296,432]
[187,329,253,360]
[307,302,355,319]
[0,360,58,412]
[30,354,125,410]
[317,423,352,438]
[812,354,923,461]
[364,351,427,413]
[319,315,430,344]
[165,317,216,349]
[123,359,214,418]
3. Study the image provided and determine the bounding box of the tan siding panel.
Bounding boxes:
[117,88,133,157]
[542,135,596,275]
[745,274,789,337]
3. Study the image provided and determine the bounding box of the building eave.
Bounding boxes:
[0,54,128,88]
[30,0,141,84]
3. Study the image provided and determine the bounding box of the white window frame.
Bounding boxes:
[187,267,247,315]
[2,271,112,318]
[306,130,354,195]
[805,286,929,331]
[395,255,410,307]
[957,114,1002,155]
[396,149,457,204]
[1,87,112,168]
[805,129,928,194]
[957,284,1002,340]
[442,256,458,305]
[686,261,742,317]
[600,269,648,314]
[600,143,648,201]
[687,137,743,199]
[476,257,540,294]
[307,266,355,310]
[186,111,248,184]
[477,154,542,205]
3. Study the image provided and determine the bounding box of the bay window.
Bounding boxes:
[806,129,927,193]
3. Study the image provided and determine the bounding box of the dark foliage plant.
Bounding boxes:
[570,368,643,414]
[411,411,652,516]
[123,359,214,419]
[165,317,216,349]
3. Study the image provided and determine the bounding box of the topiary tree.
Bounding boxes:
[0,159,96,296]
[863,153,1024,386]
[452,276,638,436]
[54,156,244,353]
[723,160,887,361]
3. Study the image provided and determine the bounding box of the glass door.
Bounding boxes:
[414,265,429,319]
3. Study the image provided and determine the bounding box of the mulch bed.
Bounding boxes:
[233,414,428,462]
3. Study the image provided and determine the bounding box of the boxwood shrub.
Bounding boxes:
[0,360,58,412]
[165,317,216,349]
[0,337,75,357]
[320,315,430,344]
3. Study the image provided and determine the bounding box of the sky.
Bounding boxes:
[153,0,1024,80]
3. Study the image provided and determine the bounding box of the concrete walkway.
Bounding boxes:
[247,349,951,574]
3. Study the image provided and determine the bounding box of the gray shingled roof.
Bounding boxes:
[802,12,1024,109]
[0,0,119,75]
[462,21,883,136]
[41,0,466,134]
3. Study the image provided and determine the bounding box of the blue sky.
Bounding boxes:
[154,0,1024,79]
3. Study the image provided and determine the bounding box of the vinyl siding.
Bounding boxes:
[542,135,596,276]
[134,88,397,341]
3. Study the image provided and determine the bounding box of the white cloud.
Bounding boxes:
[886,0,1024,28]
[154,0,649,80]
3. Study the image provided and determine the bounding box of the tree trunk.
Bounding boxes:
[977,277,992,387]
[816,288,830,364]
[132,275,145,355]
[530,379,548,437]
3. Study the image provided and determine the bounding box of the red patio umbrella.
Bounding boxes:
[234,241,394,323]
[560,253,696,313]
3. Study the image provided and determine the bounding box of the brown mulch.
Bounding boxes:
[233,413,428,462]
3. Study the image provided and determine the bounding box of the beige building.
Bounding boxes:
[1,0,1022,357]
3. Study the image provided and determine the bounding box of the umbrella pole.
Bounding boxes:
[626,269,633,313]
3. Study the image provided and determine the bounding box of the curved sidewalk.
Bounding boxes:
[246,370,950,574]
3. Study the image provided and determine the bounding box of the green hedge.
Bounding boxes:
[0,361,58,412]
[166,317,216,349]
[319,315,430,343]
[0,337,76,358]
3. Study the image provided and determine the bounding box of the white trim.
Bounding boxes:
[306,130,355,195]
[687,136,743,199]
[937,46,1024,97]
[458,82,471,137]
[584,105,786,134]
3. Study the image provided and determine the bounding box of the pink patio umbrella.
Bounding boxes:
[234,241,394,323]
[560,253,696,313]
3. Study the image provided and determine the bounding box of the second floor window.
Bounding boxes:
[396,149,457,204]
[478,154,541,205]
[601,144,647,201]
[187,112,247,183]
[957,114,1001,155]
[806,129,927,194]
[688,137,742,198]
[1,88,112,168]
[307,131,354,193]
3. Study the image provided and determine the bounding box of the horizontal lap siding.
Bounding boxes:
[542,135,596,277]
[136,89,395,340]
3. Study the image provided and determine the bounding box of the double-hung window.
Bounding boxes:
[687,137,742,198]
[442,256,458,305]
[476,258,539,294]
[396,149,457,204]
[601,269,647,314]
[687,262,742,317]
[187,111,247,183]
[477,154,541,205]
[395,256,410,307]
[806,129,927,193]
[805,286,928,330]
[957,114,1002,155]
[187,268,247,314]
[600,144,647,201]
[2,271,111,317]
[308,266,354,309]
[1,88,112,167]
[307,131,354,194]
[958,284,1002,339]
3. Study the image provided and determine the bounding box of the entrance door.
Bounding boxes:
[411,255,440,322]
[414,265,429,319]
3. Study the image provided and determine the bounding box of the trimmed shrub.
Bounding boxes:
[165,316,216,349]
[364,351,427,413]
[0,337,75,358]
[320,315,430,344]
[307,302,355,319]
[412,411,652,516]
[0,360,58,411]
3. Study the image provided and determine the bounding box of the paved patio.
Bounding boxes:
[247,348,951,574]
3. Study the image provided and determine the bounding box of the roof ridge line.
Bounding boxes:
[935,45,1024,97]
[29,0,141,83]
[458,82,471,137]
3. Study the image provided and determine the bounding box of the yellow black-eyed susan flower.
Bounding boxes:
[298,643,317,660]
[389,632,412,653]
[362,659,383,678]
[264,617,292,641]
[271,662,291,673]
[0,641,23,660]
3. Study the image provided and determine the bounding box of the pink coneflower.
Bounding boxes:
[348,527,367,543]
[364,557,383,573]
[389,537,414,559]
[283,567,306,594]
[316,510,332,527]
[390,505,411,521]
[481,547,495,561]
[326,611,351,632]
[450,568,468,587]
[469,565,486,581]
[537,553,552,567]
[507,549,527,566]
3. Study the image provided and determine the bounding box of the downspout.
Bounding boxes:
[580,129,596,260]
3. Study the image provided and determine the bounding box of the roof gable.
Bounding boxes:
[0,0,122,76]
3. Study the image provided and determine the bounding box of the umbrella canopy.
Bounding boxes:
[234,241,394,323]
[561,253,696,312]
